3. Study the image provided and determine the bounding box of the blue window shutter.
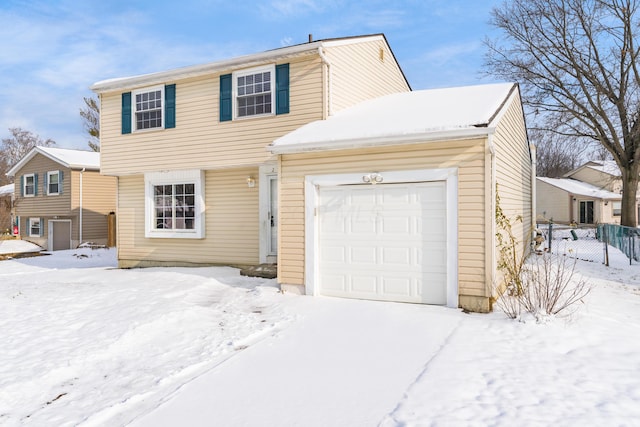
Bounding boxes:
[44,173,48,195]
[276,63,290,115]
[39,218,44,237]
[220,74,232,122]
[34,174,38,196]
[27,218,30,234]
[122,92,132,134]
[165,84,176,129]
[59,170,64,194]
[20,175,24,197]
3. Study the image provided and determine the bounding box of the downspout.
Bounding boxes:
[318,46,332,119]
[79,167,85,244]
[531,143,537,232]
[487,134,497,310]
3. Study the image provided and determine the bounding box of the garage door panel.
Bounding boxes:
[318,181,448,305]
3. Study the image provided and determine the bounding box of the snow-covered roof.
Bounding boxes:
[269,83,518,154]
[537,176,621,199]
[0,183,14,196]
[91,34,409,93]
[7,146,100,177]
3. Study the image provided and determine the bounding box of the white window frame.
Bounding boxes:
[47,170,60,195]
[29,217,41,237]
[233,65,275,120]
[132,85,165,132]
[23,173,35,197]
[144,170,205,239]
[612,201,622,217]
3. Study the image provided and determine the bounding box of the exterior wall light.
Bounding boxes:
[247,176,255,188]
[362,172,383,184]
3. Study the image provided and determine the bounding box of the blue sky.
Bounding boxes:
[0,0,502,151]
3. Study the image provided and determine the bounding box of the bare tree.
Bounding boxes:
[1,127,56,180]
[486,0,640,226]
[531,128,584,177]
[80,96,100,152]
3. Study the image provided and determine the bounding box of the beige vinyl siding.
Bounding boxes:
[100,55,325,176]
[326,39,410,113]
[13,155,71,218]
[569,168,620,192]
[536,180,572,223]
[493,90,533,261]
[69,170,117,242]
[278,139,489,298]
[13,155,73,245]
[117,168,260,266]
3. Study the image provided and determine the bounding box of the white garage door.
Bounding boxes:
[318,181,447,304]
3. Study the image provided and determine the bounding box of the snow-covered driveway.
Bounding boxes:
[1,247,639,426]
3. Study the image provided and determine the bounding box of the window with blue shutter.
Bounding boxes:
[220,74,232,122]
[276,63,290,115]
[165,84,176,129]
[33,173,38,196]
[122,92,132,134]
[20,175,24,197]
[59,170,64,194]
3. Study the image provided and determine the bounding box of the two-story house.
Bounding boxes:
[7,147,117,250]
[91,34,410,268]
[92,34,533,313]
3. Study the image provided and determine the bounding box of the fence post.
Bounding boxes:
[630,233,633,266]
[548,222,553,254]
[604,225,609,267]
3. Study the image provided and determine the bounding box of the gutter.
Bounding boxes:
[269,127,495,155]
[91,42,322,93]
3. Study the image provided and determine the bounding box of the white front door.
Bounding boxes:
[318,182,448,304]
[267,175,278,256]
[259,164,278,264]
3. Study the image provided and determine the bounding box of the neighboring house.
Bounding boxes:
[7,147,117,250]
[90,34,410,268]
[537,177,622,225]
[0,183,14,234]
[268,82,533,313]
[537,159,637,225]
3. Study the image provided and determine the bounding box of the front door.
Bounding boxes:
[267,175,278,256]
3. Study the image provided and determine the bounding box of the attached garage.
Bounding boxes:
[270,83,533,313]
[318,181,447,304]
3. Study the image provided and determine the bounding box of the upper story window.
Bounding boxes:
[220,63,289,122]
[134,86,164,130]
[121,84,175,134]
[235,66,274,118]
[23,173,35,197]
[47,171,61,195]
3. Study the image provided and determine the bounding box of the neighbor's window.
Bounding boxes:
[47,171,60,195]
[612,201,622,216]
[235,65,274,118]
[29,217,41,237]
[24,174,35,197]
[134,86,163,130]
[144,170,204,238]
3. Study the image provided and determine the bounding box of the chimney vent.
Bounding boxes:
[308,34,313,43]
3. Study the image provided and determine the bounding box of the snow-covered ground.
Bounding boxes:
[0,239,42,255]
[0,246,639,426]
